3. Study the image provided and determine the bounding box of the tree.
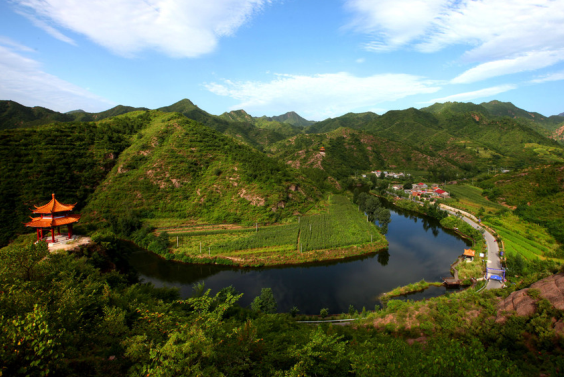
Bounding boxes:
[251,288,277,314]
[403,182,413,190]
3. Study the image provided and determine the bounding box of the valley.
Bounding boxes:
[2,98,564,376]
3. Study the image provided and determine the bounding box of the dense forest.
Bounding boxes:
[1,234,563,376]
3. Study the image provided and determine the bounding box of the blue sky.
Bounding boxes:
[1,0,563,121]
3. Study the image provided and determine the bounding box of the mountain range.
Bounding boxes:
[1,96,564,245]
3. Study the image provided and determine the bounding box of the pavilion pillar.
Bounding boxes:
[51,227,55,243]
[57,226,61,235]
[68,223,73,239]
[36,228,40,242]
[40,228,43,240]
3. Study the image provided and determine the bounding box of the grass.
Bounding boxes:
[379,280,444,301]
[484,213,561,262]
[444,184,505,214]
[160,195,388,266]
[456,258,484,280]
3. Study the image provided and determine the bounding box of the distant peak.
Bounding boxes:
[176,98,195,105]
[230,109,249,115]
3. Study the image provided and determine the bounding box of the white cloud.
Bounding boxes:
[15,9,76,45]
[13,0,270,58]
[344,0,449,52]
[355,58,365,63]
[0,36,36,52]
[530,70,564,84]
[206,72,441,120]
[0,43,115,112]
[345,0,564,81]
[428,85,517,103]
[452,50,564,84]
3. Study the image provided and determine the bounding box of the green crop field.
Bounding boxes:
[165,195,386,263]
[485,213,561,262]
[444,184,505,214]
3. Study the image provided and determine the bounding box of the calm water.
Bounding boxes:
[129,205,470,314]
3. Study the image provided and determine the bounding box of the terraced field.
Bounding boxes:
[163,195,388,266]
[444,184,506,214]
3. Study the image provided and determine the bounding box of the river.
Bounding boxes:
[128,204,470,314]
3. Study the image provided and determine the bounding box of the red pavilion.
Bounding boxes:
[25,193,81,243]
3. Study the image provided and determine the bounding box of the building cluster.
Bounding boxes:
[391,182,450,199]
[362,170,410,179]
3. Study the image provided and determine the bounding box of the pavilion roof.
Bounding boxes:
[463,249,475,257]
[32,193,76,214]
[25,214,81,228]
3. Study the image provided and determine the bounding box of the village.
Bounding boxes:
[362,170,451,200]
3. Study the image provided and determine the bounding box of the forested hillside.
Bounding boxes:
[81,111,320,229]
[305,111,380,134]
[267,128,463,183]
[479,164,564,243]
[0,100,147,129]
[220,109,303,138]
[0,111,155,245]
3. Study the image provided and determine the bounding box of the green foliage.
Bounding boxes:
[440,216,483,245]
[355,193,391,232]
[319,308,329,318]
[290,306,300,317]
[0,111,155,246]
[0,304,65,376]
[2,237,563,376]
[82,113,319,230]
[251,288,277,314]
[0,241,49,283]
[284,327,347,376]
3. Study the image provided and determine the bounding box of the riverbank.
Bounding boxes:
[379,279,444,301]
[156,194,388,267]
[150,241,388,267]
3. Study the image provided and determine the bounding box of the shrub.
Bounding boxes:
[251,288,277,314]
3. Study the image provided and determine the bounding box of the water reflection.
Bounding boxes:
[129,203,471,314]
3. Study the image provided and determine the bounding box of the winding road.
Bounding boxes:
[439,204,503,290]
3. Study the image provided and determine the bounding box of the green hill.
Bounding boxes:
[261,111,315,127]
[0,99,294,150]
[304,105,564,171]
[0,100,148,129]
[0,100,75,129]
[266,127,465,184]
[305,112,379,134]
[220,109,303,138]
[480,100,564,138]
[81,111,320,228]
[0,110,155,245]
[479,164,564,243]
[422,101,489,116]
[71,105,149,122]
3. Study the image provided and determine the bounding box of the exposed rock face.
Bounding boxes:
[496,273,564,323]
[497,290,537,320]
[530,273,564,310]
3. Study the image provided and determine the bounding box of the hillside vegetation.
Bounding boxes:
[81,111,320,229]
[0,111,155,245]
[479,164,564,244]
[267,128,462,184]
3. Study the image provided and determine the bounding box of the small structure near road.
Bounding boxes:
[487,267,506,282]
[463,249,475,261]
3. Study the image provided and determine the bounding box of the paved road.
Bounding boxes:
[441,207,503,290]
